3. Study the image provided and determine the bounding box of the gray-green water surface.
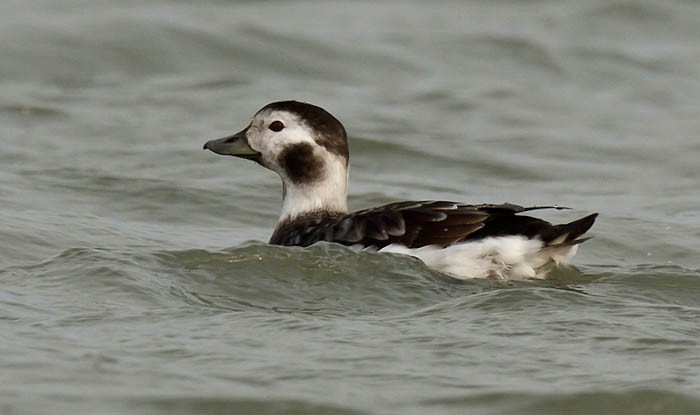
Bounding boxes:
[2,1,700,414]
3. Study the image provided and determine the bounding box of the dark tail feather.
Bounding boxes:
[548,213,598,246]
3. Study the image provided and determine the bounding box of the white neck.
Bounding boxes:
[279,157,349,223]
[278,156,349,223]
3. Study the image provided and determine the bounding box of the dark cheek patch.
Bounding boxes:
[279,143,324,185]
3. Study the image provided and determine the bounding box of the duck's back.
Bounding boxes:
[270,201,597,249]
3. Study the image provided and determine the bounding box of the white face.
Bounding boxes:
[245,109,321,174]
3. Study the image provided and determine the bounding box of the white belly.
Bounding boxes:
[379,235,578,280]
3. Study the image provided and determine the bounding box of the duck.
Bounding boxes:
[203,100,597,280]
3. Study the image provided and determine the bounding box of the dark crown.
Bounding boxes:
[259,101,349,162]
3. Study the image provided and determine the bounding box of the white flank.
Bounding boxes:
[379,236,578,280]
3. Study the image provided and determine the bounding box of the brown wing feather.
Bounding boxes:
[269,201,596,248]
[269,201,553,248]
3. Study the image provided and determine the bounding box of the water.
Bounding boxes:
[2,0,700,413]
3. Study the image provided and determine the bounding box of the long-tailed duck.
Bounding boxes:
[204,100,597,280]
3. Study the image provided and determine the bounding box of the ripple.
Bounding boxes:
[152,242,468,316]
[421,389,700,415]
[128,396,367,415]
[458,34,565,75]
[0,104,67,118]
[582,2,675,23]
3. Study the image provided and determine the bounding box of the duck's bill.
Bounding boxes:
[203,128,260,160]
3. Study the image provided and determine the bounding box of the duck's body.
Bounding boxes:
[204,100,597,280]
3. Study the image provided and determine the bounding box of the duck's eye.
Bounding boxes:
[268,120,285,132]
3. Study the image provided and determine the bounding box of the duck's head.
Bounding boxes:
[204,100,350,221]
